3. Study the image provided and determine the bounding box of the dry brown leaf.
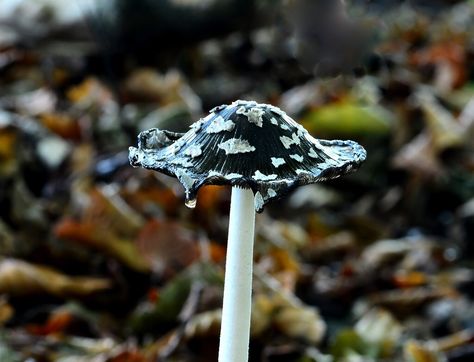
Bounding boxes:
[302,231,356,262]
[370,287,458,314]
[361,238,438,271]
[355,308,402,356]
[410,42,467,90]
[53,184,149,271]
[146,329,183,361]
[253,292,326,344]
[306,213,337,242]
[431,269,474,288]
[417,91,465,150]
[435,330,474,352]
[393,271,428,288]
[85,185,145,239]
[135,219,200,276]
[184,309,221,339]
[251,294,274,337]
[124,68,194,106]
[0,258,111,297]
[27,308,74,336]
[257,247,300,294]
[0,297,13,325]
[273,304,326,345]
[404,340,447,362]
[39,112,81,140]
[107,350,147,362]
[207,241,226,264]
[54,218,149,272]
[121,179,180,216]
[392,132,443,178]
[13,88,57,115]
[0,127,18,175]
[124,68,175,102]
[67,77,114,109]
[258,218,310,250]
[394,90,467,178]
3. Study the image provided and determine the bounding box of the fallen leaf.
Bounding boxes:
[257,247,300,295]
[361,238,436,270]
[301,99,392,137]
[13,88,56,115]
[129,263,222,334]
[124,68,201,113]
[121,179,180,216]
[39,112,81,140]
[86,185,145,239]
[393,271,428,288]
[369,287,458,314]
[301,231,356,262]
[274,304,326,345]
[330,329,378,360]
[184,309,221,339]
[435,330,473,352]
[355,308,402,356]
[54,218,149,272]
[135,219,200,276]
[207,241,226,264]
[0,297,13,325]
[404,340,446,362]
[250,294,274,337]
[0,258,111,297]
[417,91,465,150]
[0,127,18,176]
[392,132,443,177]
[67,77,113,109]
[106,350,147,362]
[410,42,467,90]
[26,309,74,336]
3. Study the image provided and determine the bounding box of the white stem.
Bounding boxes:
[218,187,256,362]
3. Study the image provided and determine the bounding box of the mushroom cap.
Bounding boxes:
[129,100,366,212]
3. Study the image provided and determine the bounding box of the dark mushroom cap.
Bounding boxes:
[129,100,366,212]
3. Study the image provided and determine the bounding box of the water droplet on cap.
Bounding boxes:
[185,198,197,209]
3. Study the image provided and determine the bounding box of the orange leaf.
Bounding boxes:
[0,128,18,175]
[54,219,99,246]
[67,77,113,108]
[208,242,226,264]
[410,42,467,89]
[86,186,145,239]
[393,271,427,288]
[54,218,149,272]
[27,310,74,336]
[39,113,81,140]
[147,287,160,303]
[135,219,199,276]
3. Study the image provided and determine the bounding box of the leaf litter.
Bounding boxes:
[0,1,473,361]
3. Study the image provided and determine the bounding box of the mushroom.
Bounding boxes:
[129,100,366,362]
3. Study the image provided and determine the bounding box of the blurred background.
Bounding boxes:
[0,0,473,361]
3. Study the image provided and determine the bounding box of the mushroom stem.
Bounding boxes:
[219,187,256,362]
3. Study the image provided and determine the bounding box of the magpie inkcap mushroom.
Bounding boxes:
[129,100,366,212]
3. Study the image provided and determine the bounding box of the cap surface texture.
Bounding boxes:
[129,100,366,212]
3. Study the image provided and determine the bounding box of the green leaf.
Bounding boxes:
[129,262,223,334]
[330,329,380,361]
[301,102,393,137]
